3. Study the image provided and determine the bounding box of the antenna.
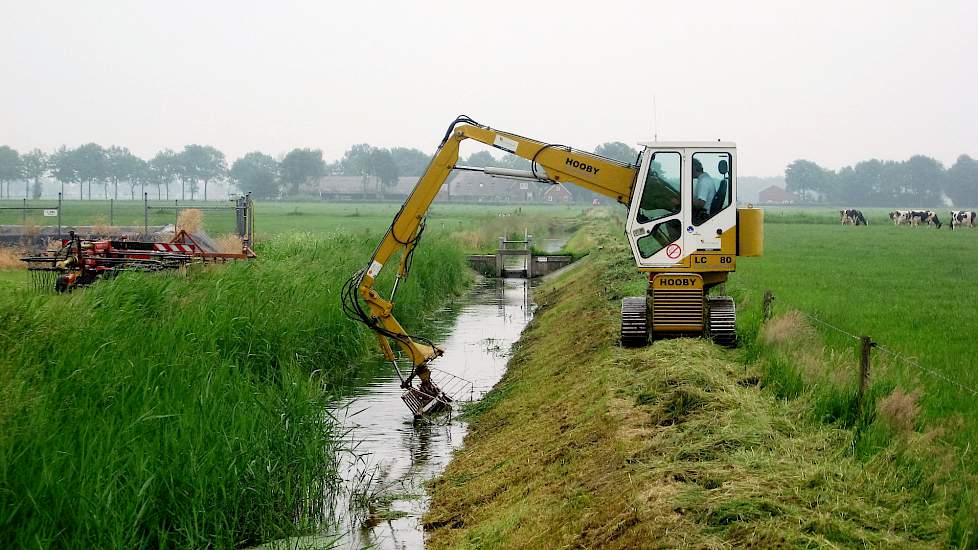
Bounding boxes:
[652,94,659,142]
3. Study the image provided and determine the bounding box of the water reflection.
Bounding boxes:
[332,277,534,549]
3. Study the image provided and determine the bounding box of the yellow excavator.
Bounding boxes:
[342,115,763,416]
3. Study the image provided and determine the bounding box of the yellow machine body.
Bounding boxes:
[345,116,763,415]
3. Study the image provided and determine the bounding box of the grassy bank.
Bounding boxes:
[0,232,469,548]
[425,223,962,548]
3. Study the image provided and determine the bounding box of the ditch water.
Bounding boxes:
[330,277,536,549]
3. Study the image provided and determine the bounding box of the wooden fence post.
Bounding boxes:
[762,291,775,321]
[858,336,875,408]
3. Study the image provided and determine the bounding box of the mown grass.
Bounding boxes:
[425,222,957,547]
[0,231,469,548]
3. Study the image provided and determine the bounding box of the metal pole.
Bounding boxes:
[143,192,148,238]
[58,192,62,239]
[110,198,114,227]
[174,199,178,230]
[22,198,27,231]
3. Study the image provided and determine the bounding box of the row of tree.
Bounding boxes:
[0,144,227,201]
[0,139,643,201]
[785,154,978,207]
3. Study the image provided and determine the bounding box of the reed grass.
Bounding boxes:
[0,231,469,548]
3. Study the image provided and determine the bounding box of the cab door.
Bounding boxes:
[625,148,690,268]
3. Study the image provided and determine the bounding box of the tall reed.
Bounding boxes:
[0,231,469,548]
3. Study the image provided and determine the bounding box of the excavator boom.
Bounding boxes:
[342,116,640,415]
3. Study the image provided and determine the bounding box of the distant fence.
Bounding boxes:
[0,193,253,247]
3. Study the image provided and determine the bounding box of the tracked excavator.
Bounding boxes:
[342,116,763,417]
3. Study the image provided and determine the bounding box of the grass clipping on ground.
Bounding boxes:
[424,232,947,549]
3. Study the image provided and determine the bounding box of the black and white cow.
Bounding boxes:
[889,210,911,225]
[908,210,942,228]
[950,210,977,230]
[840,209,868,226]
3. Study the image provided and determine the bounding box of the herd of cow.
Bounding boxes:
[839,208,978,229]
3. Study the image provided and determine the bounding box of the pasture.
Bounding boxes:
[736,211,978,437]
[0,199,589,240]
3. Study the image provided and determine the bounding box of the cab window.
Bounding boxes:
[692,152,732,226]
[635,152,680,225]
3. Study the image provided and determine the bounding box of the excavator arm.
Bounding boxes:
[342,116,639,408]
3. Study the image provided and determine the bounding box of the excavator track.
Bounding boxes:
[706,296,737,347]
[621,296,649,347]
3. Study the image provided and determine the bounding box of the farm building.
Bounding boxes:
[758,185,797,204]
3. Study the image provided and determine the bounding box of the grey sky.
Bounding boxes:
[2,0,976,176]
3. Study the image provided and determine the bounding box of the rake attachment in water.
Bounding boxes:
[400,367,474,419]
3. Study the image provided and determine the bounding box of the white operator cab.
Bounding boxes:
[625,142,737,272]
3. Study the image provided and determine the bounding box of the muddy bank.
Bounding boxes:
[423,230,948,548]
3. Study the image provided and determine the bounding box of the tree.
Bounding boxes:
[21,149,48,199]
[594,141,639,164]
[72,143,107,200]
[498,154,530,170]
[903,155,944,207]
[0,146,23,199]
[128,157,149,200]
[945,154,978,207]
[280,148,326,197]
[369,148,399,194]
[175,145,226,201]
[390,147,431,177]
[230,152,280,199]
[785,159,833,202]
[50,146,79,198]
[465,151,499,168]
[149,150,178,200]
[105,146,144,200]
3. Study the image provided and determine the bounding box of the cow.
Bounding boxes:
[889,210,911,225]
[908,210,942,228]
[840,209,868,226]
[950,210,977,230]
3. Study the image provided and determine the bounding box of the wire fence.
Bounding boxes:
[762,291,978,399]
[0,194,253,247]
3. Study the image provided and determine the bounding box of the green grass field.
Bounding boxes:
[0,199,590,240]
[0,232,470,548]
[733,219,978,428]
[3,201,977,544]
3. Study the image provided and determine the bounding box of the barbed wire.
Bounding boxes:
[796,310,862,342]
[773,297,978,397]
[874,344,978,396]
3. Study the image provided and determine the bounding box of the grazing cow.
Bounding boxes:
[950,210,977,230]
[908,210,942,228]
[840,209,868,226]
[889,210,911,225]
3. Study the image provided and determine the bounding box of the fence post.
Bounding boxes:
[858,336,875,408]
[22,197,27,233]
[143,192,148,238]
[109,198,114,227]
[762,290,775,321]
[58,192,63,239]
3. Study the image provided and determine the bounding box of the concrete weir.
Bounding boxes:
[467,236,573,278]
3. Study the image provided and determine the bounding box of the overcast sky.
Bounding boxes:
[2,0,976,176]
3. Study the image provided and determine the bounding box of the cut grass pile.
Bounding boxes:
[0,231,469,548]
[425,222,964,548]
